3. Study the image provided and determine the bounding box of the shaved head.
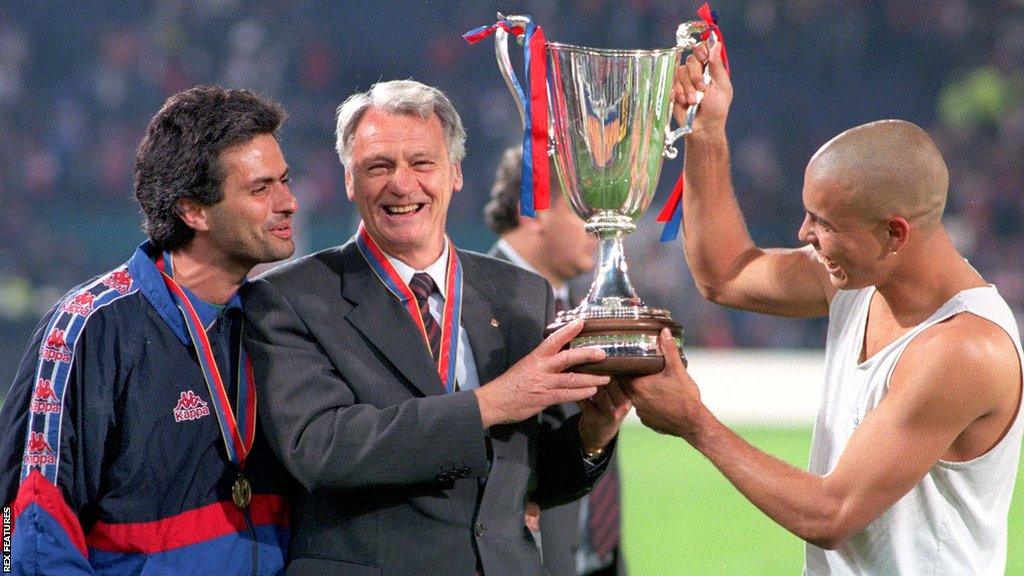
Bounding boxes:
[807,120,948,227]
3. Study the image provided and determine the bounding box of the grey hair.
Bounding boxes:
[334,79,467,169]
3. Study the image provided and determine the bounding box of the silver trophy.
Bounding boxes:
[493,15,712,375]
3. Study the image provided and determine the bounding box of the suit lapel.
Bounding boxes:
[340,244,444,397]
[459,252,509,385]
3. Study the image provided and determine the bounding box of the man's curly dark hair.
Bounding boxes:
[133,85,287,251]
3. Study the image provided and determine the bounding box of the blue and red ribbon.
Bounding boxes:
[156,253,256,467]
[657,2,730,242]
[355,224,463,393]
[656,174,687,242]
[464,16,550,217]
[698,3,730,76]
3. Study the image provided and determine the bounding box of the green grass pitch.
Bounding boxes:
[618,423,1024,575]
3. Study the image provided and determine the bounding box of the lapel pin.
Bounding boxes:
[490,318,500,328]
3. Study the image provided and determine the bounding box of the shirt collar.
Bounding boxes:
[177,280,231,329]
[131,242,244,346]
[160,250,242,328]
[496,239,536,274]
[386,238,451,299]
[495,238,568,302]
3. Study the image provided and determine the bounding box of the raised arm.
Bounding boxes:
[675,41,833,317]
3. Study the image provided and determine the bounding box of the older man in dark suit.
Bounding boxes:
[243,80,632,576]
[485,147,628,576]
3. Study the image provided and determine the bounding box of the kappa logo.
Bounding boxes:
[102,270,132,295]
[41,328,73,363]
[173,390,211,423]
[61,291,96,315]
[30,378,62,414]
[23,432,57,467]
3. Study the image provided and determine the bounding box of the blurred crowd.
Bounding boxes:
[1,0,1022,383]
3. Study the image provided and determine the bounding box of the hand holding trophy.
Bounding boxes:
[466,5,723,375]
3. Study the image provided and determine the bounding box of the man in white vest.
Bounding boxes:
[626,40,1024,575]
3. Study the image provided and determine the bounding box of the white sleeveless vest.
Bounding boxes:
[805,286,1024,575]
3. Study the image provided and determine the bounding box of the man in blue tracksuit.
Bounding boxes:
[0,85,298,575]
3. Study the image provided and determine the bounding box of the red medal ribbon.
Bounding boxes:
[156,254,256,467]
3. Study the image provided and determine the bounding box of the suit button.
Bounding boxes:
[474,522,484,537]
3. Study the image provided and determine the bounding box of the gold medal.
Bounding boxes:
[232,474,252,508]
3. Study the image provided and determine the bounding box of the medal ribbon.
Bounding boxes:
[463,16,550,217]
[156,253,256,468]
[657,2,731,242]
[355,225,463,393]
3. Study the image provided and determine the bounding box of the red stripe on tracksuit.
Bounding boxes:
[86,494,288,554]
[12,470,90,557]
[12,471,290,557]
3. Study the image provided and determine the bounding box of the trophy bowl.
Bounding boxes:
[492,17,711,375]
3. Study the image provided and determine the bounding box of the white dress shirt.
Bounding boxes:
[387,240,481,390]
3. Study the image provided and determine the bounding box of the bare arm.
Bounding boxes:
[629,320,1020,547]
[676,41,833,317]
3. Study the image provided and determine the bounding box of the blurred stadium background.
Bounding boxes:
[0,1,1021,573]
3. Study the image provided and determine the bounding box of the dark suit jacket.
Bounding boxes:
[487,243,626,576]
[243,241,606,576]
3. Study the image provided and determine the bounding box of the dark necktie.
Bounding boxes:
[588,465,621,558]
[409,272,442,362]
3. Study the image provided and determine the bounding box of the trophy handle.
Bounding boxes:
[494,13,532,130]
[664,29,717,159]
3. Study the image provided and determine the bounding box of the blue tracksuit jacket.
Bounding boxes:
[0,242,290,575]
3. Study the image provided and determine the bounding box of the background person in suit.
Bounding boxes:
[484,146,627,576]
[243,79,633,576]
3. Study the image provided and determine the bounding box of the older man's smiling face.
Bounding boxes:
[345,108,462,269]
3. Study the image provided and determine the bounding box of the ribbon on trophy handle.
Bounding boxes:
[698,2,731,75]
[463,15,550,217]
[656,2,731,242]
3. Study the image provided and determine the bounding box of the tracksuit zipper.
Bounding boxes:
[244,509,258,576]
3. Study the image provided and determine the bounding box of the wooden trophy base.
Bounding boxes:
[544,316,685,376]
